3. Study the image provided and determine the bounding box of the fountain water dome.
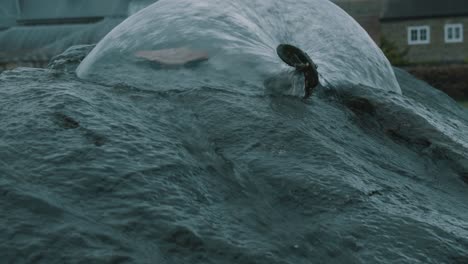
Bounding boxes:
[77,0,401,95]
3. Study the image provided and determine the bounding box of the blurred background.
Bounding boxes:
[0,0,157,69]
[0,0,466,106]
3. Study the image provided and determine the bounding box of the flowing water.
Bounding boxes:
[77,0,400,94]
[1,0,468,263]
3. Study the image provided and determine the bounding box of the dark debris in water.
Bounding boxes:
[53,112,80,129]
[83,130,107,147]
[164,226,205,252]
[343,97,376,115]
[52,112,106,146]
[461,172,468,185]
[385,128,432,149]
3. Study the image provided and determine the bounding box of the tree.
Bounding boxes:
[380,37,409,66]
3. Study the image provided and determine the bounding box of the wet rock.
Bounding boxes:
[48,44,96,72]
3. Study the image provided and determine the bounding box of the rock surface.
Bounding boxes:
[48,44,96,72]
[0,49,467,263]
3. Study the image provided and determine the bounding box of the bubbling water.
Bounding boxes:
[77,0,401,95]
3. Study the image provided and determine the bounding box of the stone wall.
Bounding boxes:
[405,64,468,100]
[381,17,468,63]
[0,61,49,72]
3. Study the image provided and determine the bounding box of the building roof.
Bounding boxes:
[382,0,468,21]
[16,0,131,24]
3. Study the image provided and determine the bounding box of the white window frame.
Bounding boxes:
[407,26,431,45]
[445,23,463,43]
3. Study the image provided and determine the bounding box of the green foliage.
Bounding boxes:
[380,37,409,66]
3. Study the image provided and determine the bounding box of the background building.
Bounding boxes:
[380,0,468,64]
[2,0,468,69]
[333,0,468,65]
[0,0,157,70]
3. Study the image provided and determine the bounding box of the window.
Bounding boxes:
[407,26,430,45]
[445,24,463,43]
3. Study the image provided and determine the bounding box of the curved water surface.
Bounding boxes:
[1,0,467,263]
[77,0,400,95]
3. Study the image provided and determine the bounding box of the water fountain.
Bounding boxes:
[0,1,467,262]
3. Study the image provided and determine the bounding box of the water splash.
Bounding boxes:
[1,47,467,263]
[77,0,401,95]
